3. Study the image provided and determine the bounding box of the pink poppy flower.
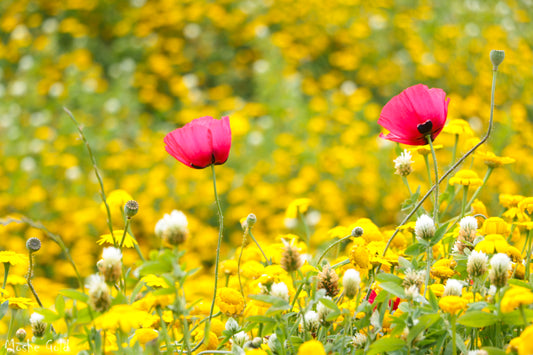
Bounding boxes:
[164,116,231,169]
[378,84,450,145]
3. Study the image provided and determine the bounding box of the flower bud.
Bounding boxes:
[246,213,257,228]
[26,237,41,253]
[318,265,339,297]
[15,328,26,341]
[301,310,319,333]
[281,241,302,273]
[225,317,240,333]
[393,150,414,177]
[30,313,46,337]
[351,226,364,237]
[232,331,250,347]
[270,282,289,302]
[490,50,505,71]
[342,269,360,299]
[124,200,139,219]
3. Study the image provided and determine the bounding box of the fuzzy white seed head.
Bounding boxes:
[270,282,289,302]
[342,268,361,299]
[393,150,414,176]
[415,214,436,241]
[467,250,488,278]
[155,210,189,245]
[443,279,463,296]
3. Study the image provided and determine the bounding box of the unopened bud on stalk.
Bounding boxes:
[246,213,257,228]
[26,237,41,253]
[225,317,240,333]
[490,50,505,71]
[155,210,189,246]
[15,328,26,341]
[30,313,46,337]
[351,226,364,237]
[124,200,139,219]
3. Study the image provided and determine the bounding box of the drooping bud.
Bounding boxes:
[124,200,139,219]
[26,237,41,253]
[317,265,339,297]
[490,50,505,71]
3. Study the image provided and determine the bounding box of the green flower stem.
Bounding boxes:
[7,309,17,340]
[451,315,457,355]
[525,229,533,280]
[237,232,246,298]
[423,155,433,187]
[157,306,173,354]
[402,176,413,195]
[459,186,469,222]
[248,229,270,265]
[64,107,114,236]
[298,209,311,250]
[27,252,44,308]
[207,164,224,330]
[317,234,351,267]
[367,66,499,300]
[427,136,440,225]
[466,167,494,210]
[119,219,131,249]
[452,134,459,164]
[520,304,529,326]
[424,244,432,299]
[3,263,9,290]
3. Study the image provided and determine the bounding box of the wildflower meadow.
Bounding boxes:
[2,1,533,354]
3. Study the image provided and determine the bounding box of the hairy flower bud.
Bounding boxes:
[281,241,302,273]
[124,200,139,219]
[246,213,257,228]
[393,150,414,176]
[26,237,41,253]
[318,265,339,297]
[415,215,435,241]
[155,210,189,246]
[15,328,26,341]
[351,226,364,237]
[443,279,463,297]
[30,313,46,337]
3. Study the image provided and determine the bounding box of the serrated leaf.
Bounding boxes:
[60,289,88,303]
[457,311,498,328]
[376,273,403,285]
[407,313,440,343]
[379,282,406,299]
[367,337,406,355]
[55,295,65,317]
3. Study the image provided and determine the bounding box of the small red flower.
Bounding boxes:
[378,84,450,145]
[164,116,231,169]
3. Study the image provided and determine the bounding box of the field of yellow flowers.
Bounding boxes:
[1,0,533,354]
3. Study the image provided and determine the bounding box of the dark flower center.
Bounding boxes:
[417,120,433,135]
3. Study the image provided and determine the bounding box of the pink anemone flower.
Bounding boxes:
[378,84,450,145]
[164,116,231,169]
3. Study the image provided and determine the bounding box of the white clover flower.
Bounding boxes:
[443,279,463,296]
[30,312,44,326]
[489,253,511,288]
[459,216,478,234]
[86,274,111,312]
[270,282,289,302]
[97,247,122,284]
[342,268,360,299]
[352,332,367,348]
[317,297,333,324]
[267,333,280,352]
[393,150,414,176]
[232,331,250,347]
[155,210,189,245]
[225,317,240,333]
[30,313,46,337]
[467,250,488,278]
[415,214,436,241]
[301,310,319,332]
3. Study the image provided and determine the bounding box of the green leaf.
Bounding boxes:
[401,186,420,211]
[430,223,450,246]
[34,308,61,322]
[397,256,412,270]
[481,347,507,355]
[246,315,276,323]
[367,337,406,355]
[379,282,406,299]
[130,281,145,304]
[376,273,403,285]
[138,260,172,275]
[501,309,533,325]
[508,279,532,289]
[60,289,89,303]
[405,243,425,257]
[325,310,341,322]
[319,297,340,312]
[55,295,65,317]
[458,311,498,328]
[427,288,439,311]
[407,313,440,343]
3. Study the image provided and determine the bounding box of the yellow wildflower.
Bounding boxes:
[285,198,311,218]
[350,245,370,269]
[241,260,265,279]
[480,217,508,235]
[97,230,138,248]
[141,274,168,288]
[471,199,488,226]
[443,119,474,136]
[410,144,443,156]
[221,260,238,275]
[449,169,483,187]
[298,340,326,355]
[500,286,533,313]
[430,258,457,280]
[0,251,28,266]
[506,246,522,263]
[507,324,533,355]
[475,234,509,254]
[130,328,158,346]
[7,297,36,310]
[439,295,468,315]
[429,284,445,297]
[216,287,245,317]
[518,197,533,215]
[475,151,515,168]
[246,350,269,355]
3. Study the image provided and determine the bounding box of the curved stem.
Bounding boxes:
[466,167,494,209]
[401,176,413,195]
[317,234,351,267]
[248,230,270,265]
[119,219,131,249]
